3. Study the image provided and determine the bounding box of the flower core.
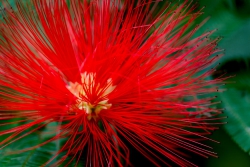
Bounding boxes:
[67,72,115,120]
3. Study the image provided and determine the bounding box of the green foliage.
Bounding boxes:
[205,129,250,167]
[220,89,250,153]
[196,0,250,165]
[194,0,250,63]
[0,122,83,167]
[0,133,55,167]
[217,59,250,155]
[0,121,58,167]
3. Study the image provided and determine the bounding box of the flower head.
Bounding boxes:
[0,0,224,166]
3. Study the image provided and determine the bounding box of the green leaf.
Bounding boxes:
[206,129,250,167]
[194,0,250,63]
[0,124,57,167]
[219,20,250,63]
[217,58,250,155]
[220,88,250,154]
[0,121,84,167]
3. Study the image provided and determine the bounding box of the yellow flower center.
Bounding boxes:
[67,72,115,120]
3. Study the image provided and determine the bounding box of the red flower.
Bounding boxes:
[0,0,224,166]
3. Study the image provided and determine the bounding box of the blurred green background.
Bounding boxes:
[193,0,250,166]
[1,0,250,166]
